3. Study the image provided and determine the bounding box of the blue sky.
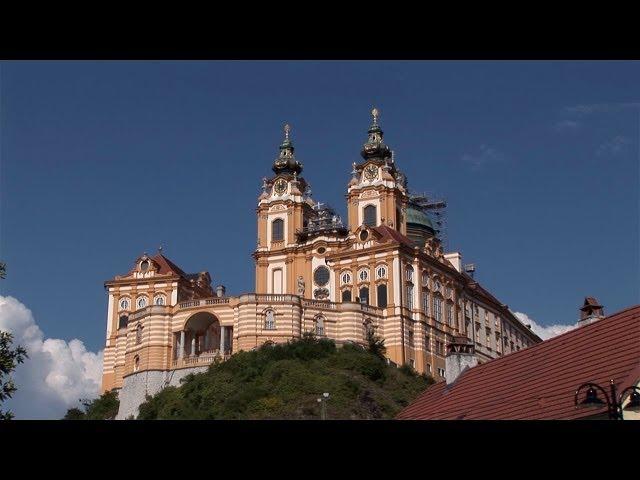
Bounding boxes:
[1,61,638,368]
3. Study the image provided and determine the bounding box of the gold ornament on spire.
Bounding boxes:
[371,107,379,125]
[284,123,291,140]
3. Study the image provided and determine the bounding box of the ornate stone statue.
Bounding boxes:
[297,275,305,296]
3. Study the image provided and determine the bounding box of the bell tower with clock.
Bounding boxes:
[254,124,315,294]
[346,108,409,235]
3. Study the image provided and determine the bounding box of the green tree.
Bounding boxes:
[0,331,28,420]
[366,327,387,359]
[0,262,6,279]
[63,390,120,420]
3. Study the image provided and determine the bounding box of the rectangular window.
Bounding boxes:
[376,283,388,308]
[434,297,442,322]
[425,334,431,352]
[446,304,453,326]
[405,284,414,310]
[438,368,446,378]
[341,289,352,302]
[422,291,429,314]
[426,363,431,373]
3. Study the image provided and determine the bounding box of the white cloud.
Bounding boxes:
[461,145,505,170]
[596,135,631,157]
[513,311,576,341]
[564,102,640,115]
[0,295,102,419]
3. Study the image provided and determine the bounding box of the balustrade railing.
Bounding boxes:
[302,299,338,310]
[178,297,230,309]
[171,350,231,368]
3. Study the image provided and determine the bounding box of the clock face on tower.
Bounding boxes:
[364,164,378,181]
[273,178,287,195]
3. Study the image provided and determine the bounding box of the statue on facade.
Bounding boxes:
[297,276,305,296]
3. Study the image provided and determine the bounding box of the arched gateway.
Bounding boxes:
[174,312,230,365]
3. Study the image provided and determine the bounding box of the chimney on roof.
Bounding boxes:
[216,285,226,298]
[445,335,478,385]
[578,297,604,327]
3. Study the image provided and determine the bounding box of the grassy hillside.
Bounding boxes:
[137,334,434,420]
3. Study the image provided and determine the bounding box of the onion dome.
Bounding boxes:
[273,124,303,175]
[360,107,392,161]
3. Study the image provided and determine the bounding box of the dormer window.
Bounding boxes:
[140,260,150,272]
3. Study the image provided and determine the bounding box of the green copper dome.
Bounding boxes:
[406,206,435,231]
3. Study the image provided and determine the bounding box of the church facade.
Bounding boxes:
[101,110,540,405]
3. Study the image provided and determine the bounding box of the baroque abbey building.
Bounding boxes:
[101,110,540,417]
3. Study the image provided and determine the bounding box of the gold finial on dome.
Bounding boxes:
[371,107,379,125]
[284,123,291,140]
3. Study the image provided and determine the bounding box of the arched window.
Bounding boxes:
[363,205,377,227]
[118,315,129,330]
[358,268,369,282]
[375,265,387,279]
[359,287,369,305]
[264,310,276,330]
[341,289,352,302]
[136,324,143,344]
[133,355,140,372]
[405,265,414,282]
[376,283,387,308]
[315,316,325,336]
[136,296,147,310]
[154,295,165,306]
[340,271,352,285]
[272,218,284,241]
[119,297,130,311]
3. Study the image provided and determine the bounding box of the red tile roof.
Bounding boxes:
[151,253,187,277]
[372,225,415,247]
[397,304,640,420]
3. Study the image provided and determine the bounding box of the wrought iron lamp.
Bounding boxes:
[574,379,640,420]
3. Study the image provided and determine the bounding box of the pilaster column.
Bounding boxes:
[179,331,185,358]
[191,336,196,357]
[220,326,226,354]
